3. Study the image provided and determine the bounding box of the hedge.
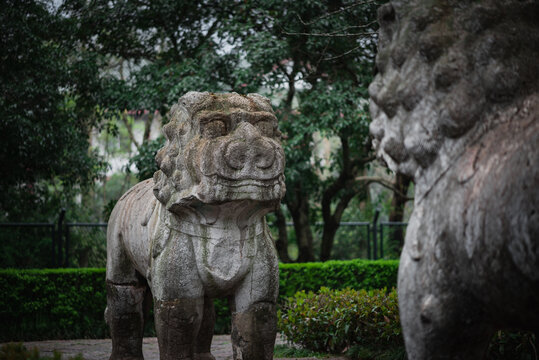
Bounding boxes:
[0,268,108,342]
[0,259,398,341]
[279,259,398,298]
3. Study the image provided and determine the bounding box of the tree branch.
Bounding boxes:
[296,0,379,26]
[351,154,376,169]
[355,176,414,201]
[121,112,140,150]
[282,30,377,38]
[285,20,378,38]
[188,18,220,57]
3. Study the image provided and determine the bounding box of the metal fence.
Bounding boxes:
[0,209,107,268]
[287,210,408,261]
[0,223,56,268]
[0,209,408,268]
[64,222,107,268]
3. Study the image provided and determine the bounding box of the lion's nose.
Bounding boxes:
[252,138,275,169]
[224,122,275,170]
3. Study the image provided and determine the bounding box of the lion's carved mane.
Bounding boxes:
[369,0,539,199]
[153,92,283,211]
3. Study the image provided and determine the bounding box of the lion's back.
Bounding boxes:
[106,178,158,282]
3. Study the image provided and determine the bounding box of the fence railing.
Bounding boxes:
[0,209,408,268]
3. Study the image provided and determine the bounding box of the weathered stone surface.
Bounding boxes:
[106,92,285,360]
[369,1,539,359]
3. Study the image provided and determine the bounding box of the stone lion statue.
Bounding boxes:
[369,0,538,358]
[105,92,285,360]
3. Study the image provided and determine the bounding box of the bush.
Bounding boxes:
[0,260,398,341]
[487,331,538,360]
[279,287,402,354]
[0,343,84,360]
[0,269,108,341]
[279,260,399,299]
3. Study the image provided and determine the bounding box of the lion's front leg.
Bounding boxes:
[150,224,210,360]
[230,242,279,360]
[154,297,205,360]
[230,301,277,360]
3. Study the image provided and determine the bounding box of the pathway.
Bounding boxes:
[14,335,348,360]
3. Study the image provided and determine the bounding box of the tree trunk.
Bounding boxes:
[143,113,152,143]
[274,206,291,263]
[320,219,339,261]
[319,190,358,261]
[387,173,412,254]
[287,194,315,262]
[318,134,359,262]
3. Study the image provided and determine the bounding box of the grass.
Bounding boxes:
[274,343,408,360]
[0,343,84,360]
[345,345,407,360]
[274,344,334,358]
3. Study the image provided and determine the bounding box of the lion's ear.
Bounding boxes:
[178,91,211,115]
[247,93,273,113]
[153,170,171,204]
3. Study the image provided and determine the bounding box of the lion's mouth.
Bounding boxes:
[211,175,284,188]
[159,174,285,209]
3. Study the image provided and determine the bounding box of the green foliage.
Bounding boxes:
[59,0,385,261]
[487,331,538,360]
[0,260,397,341]
[213,298,232,335]
[65,227,107,268]
[128,137,166,181]
[0,264,536,360]
[279,260,399,299]
[279,287,401,353]
[0,269,108,341]
[0,343,84,360]
[346,344,407,360]
[223,0,382,261]
[273,344,327,358]
[0,0,106,221]
[0,227,56,269]
[0,343,40,360]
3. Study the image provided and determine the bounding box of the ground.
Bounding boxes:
[14,335,348,360]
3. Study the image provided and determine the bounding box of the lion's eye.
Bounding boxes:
[202,120,227,138]
[255,121,274,137]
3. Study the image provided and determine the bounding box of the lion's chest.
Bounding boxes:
[191,225,260,292]
[157,211,263,293]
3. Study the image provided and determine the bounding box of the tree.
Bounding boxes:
[225,0,382,261]
[61,0,249,115]
[60,0,387,261]
[0,0,106,221]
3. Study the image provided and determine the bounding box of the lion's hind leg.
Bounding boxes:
[105,228,147,360]
[105,278,147,360]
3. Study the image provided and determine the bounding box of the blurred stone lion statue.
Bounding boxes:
[106,92,285,360]
[369,0,538,358]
